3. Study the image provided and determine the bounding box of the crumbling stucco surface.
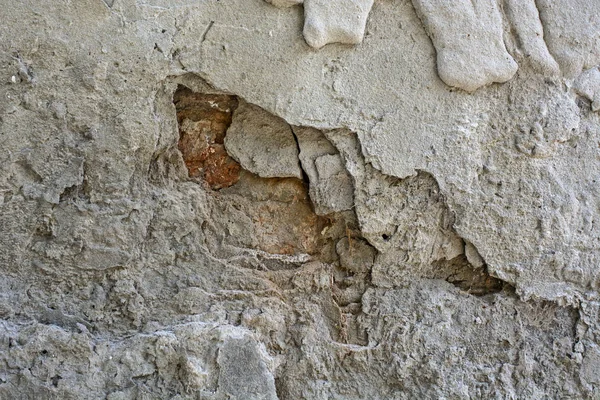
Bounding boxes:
[1,0,600,398]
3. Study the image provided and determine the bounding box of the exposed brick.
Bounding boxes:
[174,86,241,189]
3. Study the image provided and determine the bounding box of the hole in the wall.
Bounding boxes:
[172,81,371,345]
[173,84,333,256]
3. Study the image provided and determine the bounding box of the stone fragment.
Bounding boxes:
[181,356,209,390]
[574,67,600,112]
[581,345,600,387]
[216,173,327,256]
[504,0,560,76]
[217,336,278,400]
[303,0,374,49]
[294,126,354,215]
[411,0,518,91]
[336,236,375,274]
[313,154,354,211]
[225,101,303,179]
[464,240,485,269]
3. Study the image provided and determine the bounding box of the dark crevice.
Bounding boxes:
[200,21,215,43]
[290,127,312,190]
[433,254,511,296]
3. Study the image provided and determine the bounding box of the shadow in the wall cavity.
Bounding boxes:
[433,255,507,296]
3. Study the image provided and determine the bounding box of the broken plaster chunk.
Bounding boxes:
[464,241,485,269]
[303,0,374,49]
[411,0,518,92]
[294,126,354,215]
[313,154,355,213]
[264,0,303,7]
[574,67,600,112]
[504,0,560,76]
[217,336,278,400]
[224,100,303,179]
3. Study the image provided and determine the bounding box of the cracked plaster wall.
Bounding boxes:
[1,0,600,398]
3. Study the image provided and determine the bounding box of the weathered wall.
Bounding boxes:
[1,0,599,398]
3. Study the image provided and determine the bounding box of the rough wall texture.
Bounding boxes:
[1,0,600,398]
